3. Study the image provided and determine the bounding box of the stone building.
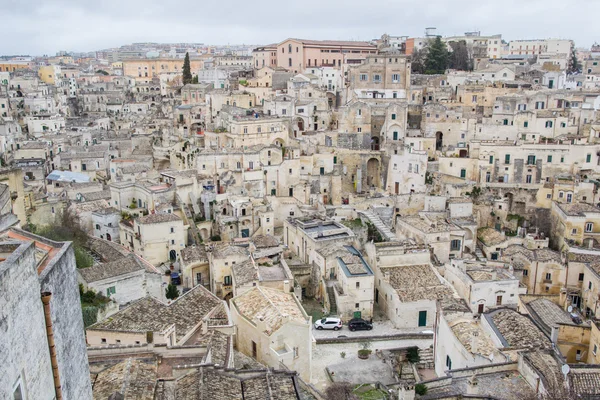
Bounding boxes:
[230,286,312,381]
[0,228,92,399]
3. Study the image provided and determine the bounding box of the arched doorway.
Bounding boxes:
[106,233,112,242]
[436,132,443,151]
[169,250,177,261]
[371,137,380,151]
[459,149,468,158]
[367,158,380,188]
[295,117,305,132]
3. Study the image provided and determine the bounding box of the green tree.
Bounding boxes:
[192,75,199,84]
[411,47,427,74]
[182,52,192,85]
[425,36,449,75]
[165,283,180,300]
[568,45,581,74]
[448,40,472,71]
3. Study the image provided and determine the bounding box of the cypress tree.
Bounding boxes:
[182,52,192,84]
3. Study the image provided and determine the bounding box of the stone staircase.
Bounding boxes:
[326,286,337,315]
[475,247,487,261]
[417,347,434,369]
[359,210,396,241]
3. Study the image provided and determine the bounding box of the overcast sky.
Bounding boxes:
[2,0,599,55]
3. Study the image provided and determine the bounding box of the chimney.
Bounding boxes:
[467,374,478,395]
[471,330,479,355]
[41,292,63,400]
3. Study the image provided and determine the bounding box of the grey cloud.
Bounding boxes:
[0,0,598,55]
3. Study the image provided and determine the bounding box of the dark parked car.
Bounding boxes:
[348,318,373,331]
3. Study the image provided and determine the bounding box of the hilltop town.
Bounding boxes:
[2,32,600,399]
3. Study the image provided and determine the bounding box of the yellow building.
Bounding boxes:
[38,65,60,85]
[122,58,204,82]
[0,61,30,72]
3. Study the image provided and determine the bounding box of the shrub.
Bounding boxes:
[415,383,427,396]
[340,351,346,359]
[406,346,420,363]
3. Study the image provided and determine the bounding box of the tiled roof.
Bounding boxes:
[211,244,249,259]
[232,260,258,286]
[557,202,600,216]
[526,298,573,336]
[450,320,500,359]
[569,366,600,399]
[486,309,551,350]
[137,213,181,224]
[171,366,299,400]
[180,245,208,264]
[232,287,308,336]
[78,253,154,283]
[88,285,222,342]
[477,227,506,246]
[251,234,280,248]
[87,237,130,262]
[384,264,454,302]
[92,358,157,400]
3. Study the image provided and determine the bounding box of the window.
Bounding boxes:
[101,338,107,344]
[489,156,494,164]
[224,276,232,285]
[546,193,551,199]
[359,74,368,81]
[576,349,582,361]
[472,95,477,102]
[446,355,452,370]
[460,169,466,178]
[526,175,532,183]
[594,344,598,356]
[293,346,299,358]
[524,121,529,128]
[357,109,362,116]
[572,228,577,235]
[579,273,585,281]
[545,273,552,281]
[95,224,100,230]
[589,281,593,290]
[523,269,529,277]
[496,295,503,305]
[586,223,594,232]
[547,155,552,163]
[170,227,174,233]
[391,113,396,120]
[450,239,461,250]
[106,286,116,296]
[587,154,592,163]
[503,119,508,126]
[356,282,360,289]
[373,74,381,82]
[567,193,572,203]
[527,155,536,165]
[505,154,510,164]
[545,121,553,128]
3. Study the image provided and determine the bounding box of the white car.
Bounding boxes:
[314,317,342,330]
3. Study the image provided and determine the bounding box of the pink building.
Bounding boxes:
[276,39,377,73]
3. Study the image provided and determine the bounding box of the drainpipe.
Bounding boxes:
[533,261,539,295]
[41,292,62,400]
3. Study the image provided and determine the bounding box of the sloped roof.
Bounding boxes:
[88,285,222,341]
[232,287,308,336]
[78,253,156,283]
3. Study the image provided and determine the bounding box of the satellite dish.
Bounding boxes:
[568,306,573,313]
[561,364,570,376]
